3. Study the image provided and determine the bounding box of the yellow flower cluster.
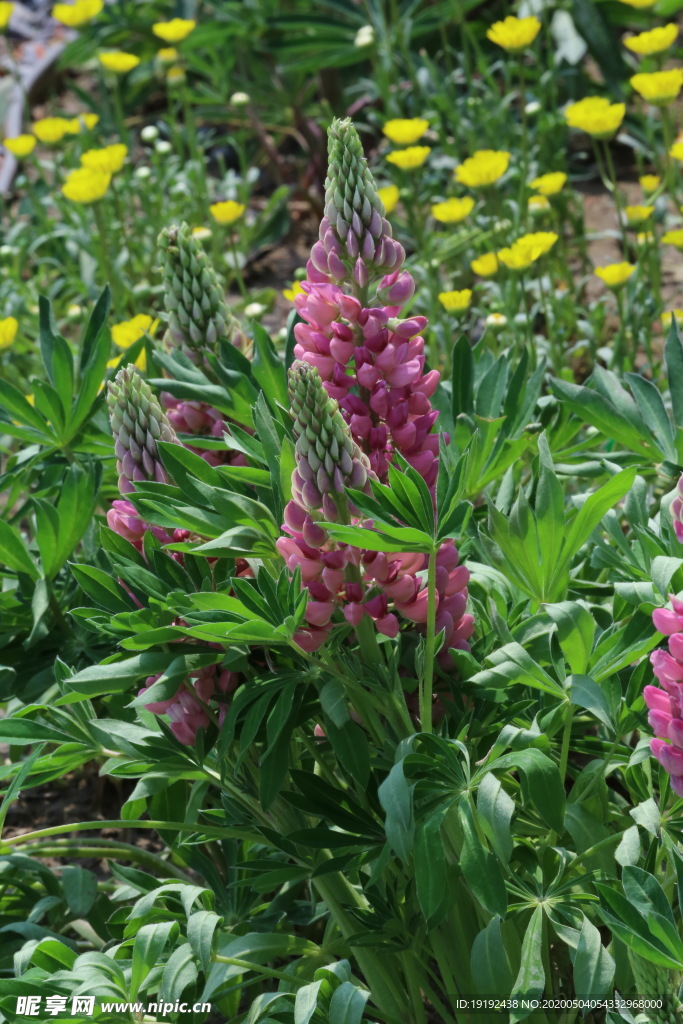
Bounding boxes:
[630,69,683,105]
[62,167,111,204]
[455,150,510,188]
[640,174,661,192]
[497,231,558,270]
[594,262,635,289]
[438,289,472,312]
[530,172,567,196]
[378,185,400,214]
[152,18,196,43]
[383,119,429,145]
[112,314,157,348]
[99,51,140,73]
[625,205,654,226]
[431,196,474,223]
[565,97,625,138]
[486,15,541,52]
[623,24,678,56]
[52,0,103,28]
[31,114,98,144]
[4,134,35,157]
[81,143,128,174]
[471,252,498,277]
[210,200,246,225]
[385,146,431,170]
[0,3,13,30]
[0,315,18,350]
[283,281,305,302]
[662,230,683,249]
[669,142,683,162]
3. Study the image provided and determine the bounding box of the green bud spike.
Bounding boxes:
[107,365,178,494]
[158,222,244,355]
[288,360,371,517]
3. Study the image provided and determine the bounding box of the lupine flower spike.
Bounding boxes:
[158,222,243,357]
[288,360,372,522]
[106,366,187,549]
[313,117,404,288]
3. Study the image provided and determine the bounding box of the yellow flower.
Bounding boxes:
[166,65,186,85]
[455,150,510,188]
[565,97,625,138]
[637,231,655,245]
[0,3,13,30]
[497,231,558,270]
[530,171,567,196]
[210,200,246,225]
[670,142,683,162]
[438,289,472,312]
[619,0,656,7]
[486,15,541,52]
[625,204,654,226]
[431,196,475,223]
[378,184,400,215]
[4,134,35,157]
[32,117,71,144]
[385,146,431,170]
[528,195,550,214]
[594,262,635,289]
[662,229,683,249]
[99,51,140,73]
[640,174,661,192]
[471,252,499,277]
[80,143,128,174]
[382,118,429,145]
[61,167,111,203]
[156,47,179,64]
[0,315,17,349]
[666,309,683,326]
[624,24,678,56]
[630,69,683,105]
[152,18,196,43]
[191,226,212,240]
[52,0,103,28]
[67,113,99,133]
[283,281,305,302]
[112,314,157,349]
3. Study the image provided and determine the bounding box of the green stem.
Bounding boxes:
[419,548,438,734]
[92,200,120,309]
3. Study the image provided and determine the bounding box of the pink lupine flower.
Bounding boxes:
[646,596,683,797]
[139,664,239,745]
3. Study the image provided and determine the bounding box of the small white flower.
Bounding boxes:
[525,100,541,116]
[67,304,82,319]
[244,302,266,318]
[141,125,159,142]
[0,245,16,257]
[155,140,172,154]
[230,91,250,106]
[354,24,375,47]
[485,312,508,329]
[134,166,152,180]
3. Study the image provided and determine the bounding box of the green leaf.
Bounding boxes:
[471,917,514,997]
[61,866,97,916]
[38,295,74,423]
[477,772,514,863]
[0,519,41,581]
[378,760,414,862]
[451,335,474,418]
[251,321,288,411]
[458,799,507,918]
[492,749,565,832]
[329,981,369,1024]
[510,906,545,1020]
[160,942,197,1003]
[573,915,614,999]
[665,317,683,429]
[414,814,448,927]
[131,921,176,1000]
[544,601,595,675]
[568,674,614,730]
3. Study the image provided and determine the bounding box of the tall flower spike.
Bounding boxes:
[289,360,372,521]
[314,118,404,287]
[107,365,179,494]
[158,222,243,355]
